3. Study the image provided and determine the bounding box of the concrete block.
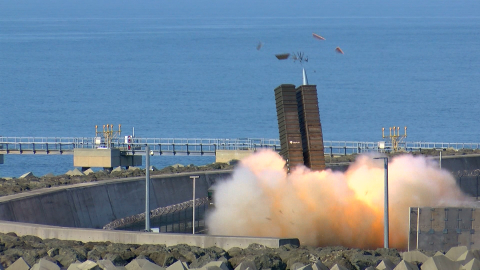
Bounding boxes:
[433,251,444,257]
[78,260,101,270]
[66,168,85,176]
[19,172,34,179]
[67,263,82,270]
[97,260,117,270]
[311,261,328,270]
[31,258,60,270]
[457,251,480,265]
[126,259,165,270]
[234,261,257,270]
[6,258,31,270]
[166,261,188,270]
[463,258,480,270]
[421,255,461,270]
[446,246,469,261]
[376,258,396,270]
[42,173,55,178]
[294,265,312,270]
[201,262,228,270]
[393,260,418,270]
[128,167,140,171]
[290,263,306,270]
[329,264,348,270]
[171,164,184,168]
[83,168,95,175]
[365,267,375,270]
[112,166,124,172]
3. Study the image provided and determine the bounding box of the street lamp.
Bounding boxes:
[190,175,199,234]
[436,148,445,169]
[374,156,389,248]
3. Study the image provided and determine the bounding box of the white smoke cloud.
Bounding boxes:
[206,149,474,249]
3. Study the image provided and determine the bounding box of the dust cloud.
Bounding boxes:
[206,149,474,249]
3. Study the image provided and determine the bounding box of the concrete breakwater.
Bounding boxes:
[0,171,228,229]
[0,169,299,251]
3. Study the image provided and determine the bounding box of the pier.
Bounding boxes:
[1,136,479,169]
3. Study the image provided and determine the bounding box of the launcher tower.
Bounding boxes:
[274,83,325,171]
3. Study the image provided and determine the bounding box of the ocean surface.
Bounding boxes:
[1,0,479,177]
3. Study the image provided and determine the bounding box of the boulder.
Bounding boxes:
[42,173,55,178]
[128,167,140,171]
[149,166,158,171]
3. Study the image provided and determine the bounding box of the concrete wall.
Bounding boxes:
[409,207,480,251]
[0,220,299,249]
[0,170,301,249]
[0,171,230,229]
[435,154,480,173]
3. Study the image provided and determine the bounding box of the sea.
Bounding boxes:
[1,0,479,177]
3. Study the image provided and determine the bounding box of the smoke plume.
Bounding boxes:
[206,149,474,249]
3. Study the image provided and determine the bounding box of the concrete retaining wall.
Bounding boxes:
[0,170,301,249]
[0,220,299,249]
[0,171,230,229]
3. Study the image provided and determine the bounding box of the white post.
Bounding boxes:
[145,145,150,232]
[190,175,199,234]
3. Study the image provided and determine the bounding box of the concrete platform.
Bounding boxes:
[215,150,254,163]
[73,148,141,168]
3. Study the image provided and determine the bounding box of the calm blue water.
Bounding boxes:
[1,0,480,177]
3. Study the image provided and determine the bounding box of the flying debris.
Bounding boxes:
[312,33,325,40]
[292,52,308,64]
[256,42,264,50]
[275,53,290,60]
[335,47,344,54]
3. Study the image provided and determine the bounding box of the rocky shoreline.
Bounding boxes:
[0,232,412,270]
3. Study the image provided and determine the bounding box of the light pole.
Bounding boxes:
[190,175,199,234]
[145,145,151,232]
[374,156,389,248]
[436,148,445,169]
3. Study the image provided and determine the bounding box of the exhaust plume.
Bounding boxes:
[206,149,474,249]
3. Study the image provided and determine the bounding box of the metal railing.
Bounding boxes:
[0,136,479,156]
